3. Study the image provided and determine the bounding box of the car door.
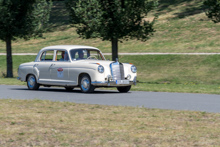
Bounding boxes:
[49,50,70,85]
[33,50,54,84]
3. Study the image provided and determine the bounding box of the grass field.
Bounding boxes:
[1,55,220,94]
[2,55,220,85]
[0,99,219,146]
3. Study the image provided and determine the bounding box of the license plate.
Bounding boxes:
[116,80,129,85]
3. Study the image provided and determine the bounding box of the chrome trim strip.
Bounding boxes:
[91,81,135,86]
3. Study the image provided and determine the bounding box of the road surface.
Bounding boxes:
[0,85,220,113]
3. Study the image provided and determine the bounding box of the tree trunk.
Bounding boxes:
[6,37,13,77]
[111,38,118,61]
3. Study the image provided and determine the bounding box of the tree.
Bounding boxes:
[66,0,158,61]
[0,0,52,77]
[204,0,220,23]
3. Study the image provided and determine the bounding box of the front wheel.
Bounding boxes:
[117,86,131,93]
[27,75,39,90]
[80,74,95,93]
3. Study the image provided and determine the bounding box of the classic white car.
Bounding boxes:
[17,45,137,93]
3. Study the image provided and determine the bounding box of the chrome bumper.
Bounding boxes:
[92,77,137,87]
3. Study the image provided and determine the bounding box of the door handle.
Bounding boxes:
[34,64,38,67]
[50,64,55,68]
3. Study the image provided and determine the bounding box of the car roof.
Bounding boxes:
[41,45,99,51]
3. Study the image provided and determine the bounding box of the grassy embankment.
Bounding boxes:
[0,99,219,146]
[0,0,220,53]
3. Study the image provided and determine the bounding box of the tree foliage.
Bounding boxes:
[204,0,220,23]
[0,0,52,41]
[0,0,52,77]
[66,0,158,61]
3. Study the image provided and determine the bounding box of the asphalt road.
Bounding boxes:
[0,85,220,113]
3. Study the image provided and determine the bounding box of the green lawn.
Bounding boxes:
[1,55,220,94]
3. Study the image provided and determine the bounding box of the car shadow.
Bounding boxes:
[10,87,124,94]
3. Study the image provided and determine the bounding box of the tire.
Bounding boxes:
[80,74,95,93]
[117,86,131,93]
[27,75,39,90]
[65,87,74,91]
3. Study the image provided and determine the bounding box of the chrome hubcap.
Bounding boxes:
[81,77,90,91]
[83,80,88,88]
[28,76,35,88]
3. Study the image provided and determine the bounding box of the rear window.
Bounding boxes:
[40,50,54,61]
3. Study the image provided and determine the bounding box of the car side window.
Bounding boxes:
[70,49,85,60]
[56,50,69,61]
[40,50,54,61]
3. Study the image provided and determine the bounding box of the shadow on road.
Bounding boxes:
[9,87,124,94]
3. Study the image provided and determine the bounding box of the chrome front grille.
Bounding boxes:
[110,62,125,80]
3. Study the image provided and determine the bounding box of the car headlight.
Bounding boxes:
[131,65,137,73]
[98,65,104,73]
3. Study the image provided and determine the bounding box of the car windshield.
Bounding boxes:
[70,49,105,61]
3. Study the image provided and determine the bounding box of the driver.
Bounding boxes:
[77,50,84,59]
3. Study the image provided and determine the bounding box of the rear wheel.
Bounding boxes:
[80,74,95,93]
[27,75,39,90]
[117,86,131,93]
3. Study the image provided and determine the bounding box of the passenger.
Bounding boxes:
[59,51,65,61]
